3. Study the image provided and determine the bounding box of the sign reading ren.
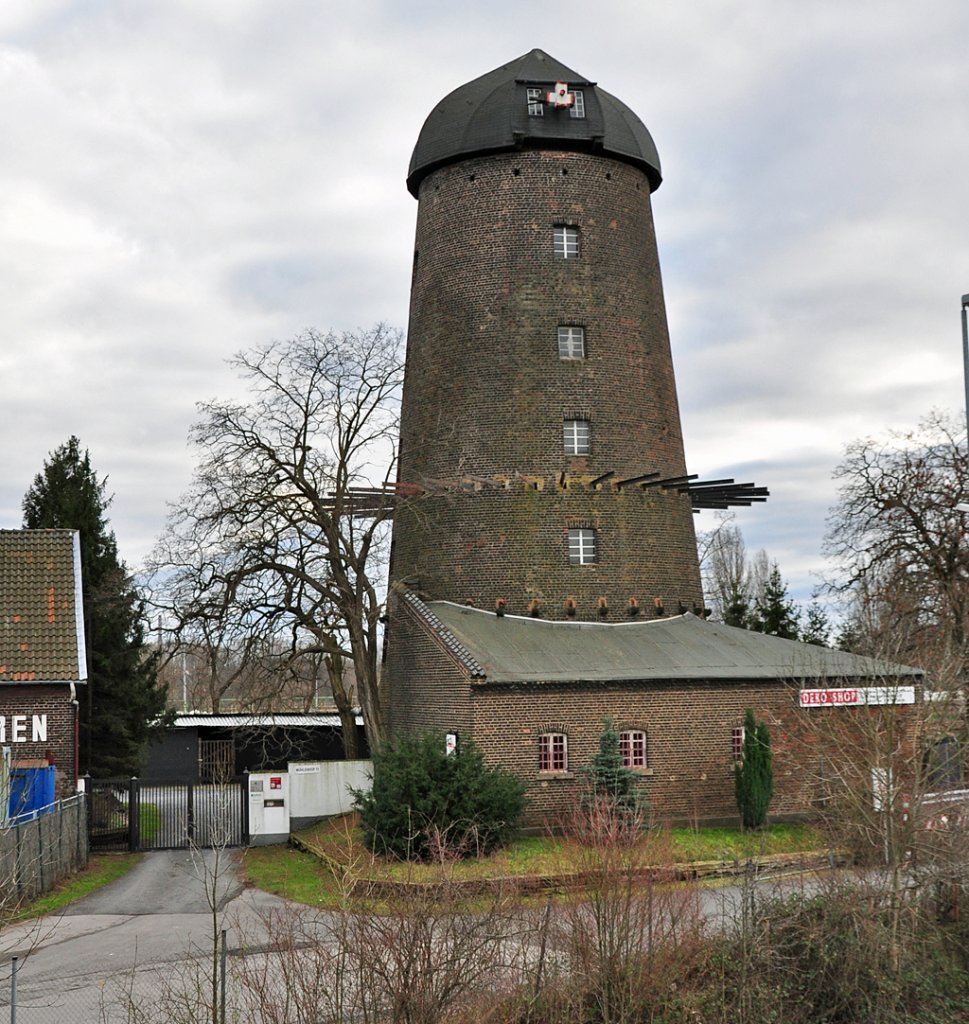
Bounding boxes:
[0,714,48,743]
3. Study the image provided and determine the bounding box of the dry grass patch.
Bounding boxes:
[257,815,826,906]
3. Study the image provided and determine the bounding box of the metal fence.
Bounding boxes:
[87,777,248,852]
[0,796,88,905]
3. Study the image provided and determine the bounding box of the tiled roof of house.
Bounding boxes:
[418,601,922,684]
[0,530,87,683]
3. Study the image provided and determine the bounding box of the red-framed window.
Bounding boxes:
[539,732,568,772]
[620,730,647,769]
[731,726,745,761]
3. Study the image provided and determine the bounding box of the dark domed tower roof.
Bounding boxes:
[407,48,662,197]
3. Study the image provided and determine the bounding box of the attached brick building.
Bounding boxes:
[391,595,921,825]
[386,50,921,825]
[0,530,86,797]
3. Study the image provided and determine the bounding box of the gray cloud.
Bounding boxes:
[3,1,968,613]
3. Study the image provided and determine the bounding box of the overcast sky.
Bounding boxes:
[4,1,968,608]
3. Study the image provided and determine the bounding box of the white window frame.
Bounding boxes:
[568,528,597,565]
[620,730,648,769]
[527,87,544,117]
[570,89,586,119]
[553,225,579,259]
[564,419,591,456]
[539,732,568,772]
[558,326,586,360]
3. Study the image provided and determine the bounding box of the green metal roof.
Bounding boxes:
[420,600,922,684]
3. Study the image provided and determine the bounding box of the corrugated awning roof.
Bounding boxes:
[171,713,363,729]
[420,601,922,684]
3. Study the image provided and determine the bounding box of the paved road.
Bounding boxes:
[0,850,286,1023]
[65,847,243,916]
[0,850,831,1023]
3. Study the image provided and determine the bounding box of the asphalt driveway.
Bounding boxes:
[0,849,283,1023]
[64,847,242,916]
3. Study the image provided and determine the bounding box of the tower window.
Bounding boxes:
[553,225,579,259]
[558,326,586,359]
[539,733,567,772]
[526,88,544,116]
[620,730,648,769]
[568,528,597,565]
[564,419,590,455]
[570,89,586,118]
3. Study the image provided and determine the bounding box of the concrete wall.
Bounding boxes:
[289,759,372,827]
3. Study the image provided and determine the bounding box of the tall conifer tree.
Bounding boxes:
[734,708,773,829]
[750,562,800,639]
[23,437,169,776]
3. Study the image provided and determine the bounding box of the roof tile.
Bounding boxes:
[0,530,86,683]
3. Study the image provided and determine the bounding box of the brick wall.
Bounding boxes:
[391,148,703,618]
[0,684,78,797]
[475,682,920,827]
[385,592,475,740]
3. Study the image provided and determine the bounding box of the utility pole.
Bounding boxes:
[962,294,969,444]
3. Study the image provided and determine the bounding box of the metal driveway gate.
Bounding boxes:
[87,776,248,852]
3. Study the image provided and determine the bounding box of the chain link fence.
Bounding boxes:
[0,797,88,907]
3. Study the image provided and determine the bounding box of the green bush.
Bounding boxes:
[734,708,773,829]
[353,733,526,860]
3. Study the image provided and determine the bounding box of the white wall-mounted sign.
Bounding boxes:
[799,686,915,709]
[0,715,47,743]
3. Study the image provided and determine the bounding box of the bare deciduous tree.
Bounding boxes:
[824,410,969,681]
[698,514,775,629]
[150,325,404,754]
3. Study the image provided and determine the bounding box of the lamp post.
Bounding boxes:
[962,293,969,444]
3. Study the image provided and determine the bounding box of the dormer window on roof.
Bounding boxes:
[526,83,584,119]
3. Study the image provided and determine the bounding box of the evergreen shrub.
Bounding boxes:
[734,708,773,829]
[354,733,526,860]
[582,717,649,822]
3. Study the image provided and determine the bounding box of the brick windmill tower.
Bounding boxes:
[379,52,928,828]
[389,49,758,622]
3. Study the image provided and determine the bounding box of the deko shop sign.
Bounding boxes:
[799,687,915,709]
[0,715,48,743]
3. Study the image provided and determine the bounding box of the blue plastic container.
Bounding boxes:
[9,765,56,819]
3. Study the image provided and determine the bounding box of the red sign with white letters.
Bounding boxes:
[799,688,860,707]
